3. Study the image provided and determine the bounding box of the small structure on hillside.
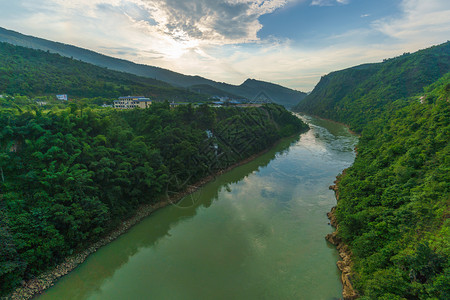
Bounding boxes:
[113,96,152,109]
[56,94,68,101]
[169,101,190,108]
[36,101,47,106]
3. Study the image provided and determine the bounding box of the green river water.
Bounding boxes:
[38,115,358,300]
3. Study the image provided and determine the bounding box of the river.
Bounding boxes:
[38,115,358,300]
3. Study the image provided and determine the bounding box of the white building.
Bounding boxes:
[56,94,68,101]
[113,96,152,109]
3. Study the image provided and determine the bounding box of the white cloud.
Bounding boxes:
[372,0,450,47]
[310,0,349,6]
[1,0,296,47]
[128,0,292,44]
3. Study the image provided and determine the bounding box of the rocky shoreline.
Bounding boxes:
[326,177,359,300]
[5,143,281,300]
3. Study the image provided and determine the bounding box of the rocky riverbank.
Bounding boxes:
[327,176,359,300]
[6,141,284,300]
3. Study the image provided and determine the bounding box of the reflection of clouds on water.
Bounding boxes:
[42,115,358,300]
[158,113,359,296]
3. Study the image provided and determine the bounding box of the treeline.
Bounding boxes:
[294,41,450,132]
[0,103,308,295]
[0,42,210,102]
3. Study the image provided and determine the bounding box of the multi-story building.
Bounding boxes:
[113,96,152,109]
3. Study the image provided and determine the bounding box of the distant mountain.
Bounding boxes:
[293,41,450,131]
[0,27,306,107]
[189,84,242,99]
[0,42,209,102]
[225,79,307,108]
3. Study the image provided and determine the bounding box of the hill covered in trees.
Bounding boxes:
[334,74,449,299]
[0,27,306,107]
[0,42,209,102]
[293,41,450,132]
[294,42,449,299]
[0,103,308,296]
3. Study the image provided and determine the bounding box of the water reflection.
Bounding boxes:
[39,116,357,300]
[40,136,300,300]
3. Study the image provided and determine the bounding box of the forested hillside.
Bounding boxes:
[0,103,308,296]
[0,27,307,107]
[0,42,209,102]
[293,41,450,132]
[295,41,450,299]
[335,74,449,299]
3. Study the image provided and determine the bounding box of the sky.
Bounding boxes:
[0,0,449,91]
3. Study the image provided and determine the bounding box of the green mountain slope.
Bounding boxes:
[0,42,208,102]
[293,41,450,132]
[293,41,450,299]
[335,74,449,299]
[0,27,306,107]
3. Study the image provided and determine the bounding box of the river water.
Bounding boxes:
[38,115,357,300]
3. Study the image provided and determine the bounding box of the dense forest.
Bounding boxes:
[295,42,449,299]
[0,42,210,102]
[336,75,449,299]
[293,41,450,132]
[0,102,308,295]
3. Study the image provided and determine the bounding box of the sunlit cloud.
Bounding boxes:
[116,0,293,45]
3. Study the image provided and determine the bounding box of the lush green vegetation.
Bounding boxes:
[0,102,308,295]
[0,42,210,102]
[335,74,449,299]
[294,41,449,299]
[294,41,450,132]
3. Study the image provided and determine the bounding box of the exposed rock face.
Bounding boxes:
[327,175,359,300]
[327,206,338,228]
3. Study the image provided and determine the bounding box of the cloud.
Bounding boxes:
[372,0,450,45]
[126,0,292,44]
[1,0,294,46]
[310,0,349,6]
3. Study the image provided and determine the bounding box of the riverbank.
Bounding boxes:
[326,172,359,300]
[6,136,300,300]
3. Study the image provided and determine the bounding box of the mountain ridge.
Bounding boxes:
[292,41,450,131]
[0,27,306,107]
[0,41,213,102]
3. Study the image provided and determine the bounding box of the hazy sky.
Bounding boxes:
[0,0,449,90]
